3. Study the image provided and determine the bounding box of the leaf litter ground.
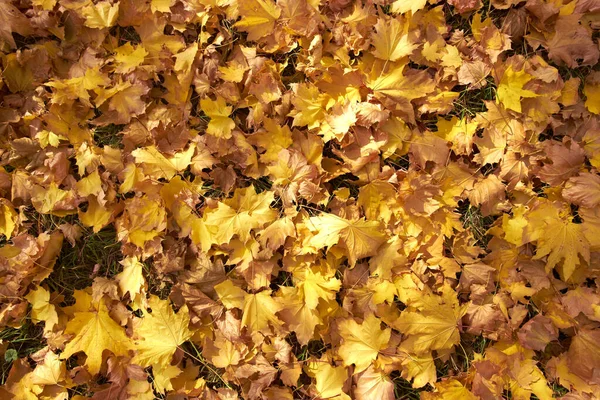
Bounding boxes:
[1,0,600,399]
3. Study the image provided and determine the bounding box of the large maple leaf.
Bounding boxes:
[525,202,598,280]
[496,66,538,113]
[293,267,341,310]
[234,0,281,41]
[371,16,416,61]
[305,361,348,399]
[532,217,590,280]
[132,144,195,180]
[61,299,132,375]
[241,290,283,334]
[200,96,236,139]
[338,314,391,373]
[367,63,436,104]
[203,186,278,245]
[396,287,468,354]
[133,296,193,369]
[307,213,386,266]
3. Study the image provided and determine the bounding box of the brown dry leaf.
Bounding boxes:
[563,173,600,208]
[354,366,395,400]
[517,315,558,351]
[537,138,585,186]
[546,14,600,68]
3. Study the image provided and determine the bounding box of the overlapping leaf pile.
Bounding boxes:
[1,0,600,398]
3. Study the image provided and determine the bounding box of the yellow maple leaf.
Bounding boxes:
[61,299,132,375]
[512,358,554,400]
[132,144,195,180]
[293,268,341,310]
[307,213,386,266]
[523,201,600,280]
[45,77,89,107]
[290,84,330,129]
[435,116,478,155]
[174,43,198,76]
[0,200,17,238]
[368,62,436,104]
[117,196,167,248]
[338,314,391,373]
[219,62,249,83]
[390,0,427,14]
[277,286,323,346]
[79,196,113,233]
[396,286,468,354]
[25,287,58,332]
[531,215,590,280]
[1,52,34,93]
[75,170,102,197]
[501,204,528,246]
[369,237,406,279]
[305,361,348,399]
[582,129,600,168]
[113,42,148,74]
[200,96,235,139]
[204,336,243,369]
[116,256,146,306]
[81,1,119,29]
[380,116,413,158]
[488,342,554,400]
[94,81,149,123]
[249,118,293,163]
[152,364,182,393]
[241,290,283,334]
[496,66,538,113]
[203,186,277,245]
[125,378,156,399]
[31,350,65,387]
[215,279,247,310]
[133,296,193,369]
[36,129,65,149]
[32,0,57,11]
[31,182,76,216]
[358,181,396,223]
[421,379,477,400]
[371,16,416,61]
[151,0,173,13]
[399,352,436,388]
[32,182,66,214]
[234,0,281,41]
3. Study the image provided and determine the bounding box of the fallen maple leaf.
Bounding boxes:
[25,287,58,332]
[338,314,391,373]
[133,296,193,369]
[307,213,386,266]
[396,286,468,354]
[234,0,281,41]
[306,360,348,399]
[61,299,132,375]
[497,66,538,113]
[371,16,416,62]
[528,206,591,280]
[200,96,236,139]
